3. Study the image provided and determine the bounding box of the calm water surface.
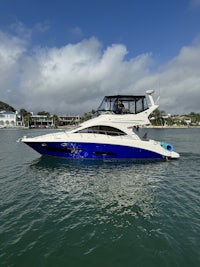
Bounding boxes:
[0,128,200,267]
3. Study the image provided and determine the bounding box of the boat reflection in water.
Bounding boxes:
[30,156,162,228]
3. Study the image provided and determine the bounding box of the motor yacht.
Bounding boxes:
[20,90,180,160]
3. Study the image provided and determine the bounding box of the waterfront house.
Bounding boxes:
[29,113,54,128]
[0,111,23,128]
[58,114,80,126]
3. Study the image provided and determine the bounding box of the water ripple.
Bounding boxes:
[1,129,200,266]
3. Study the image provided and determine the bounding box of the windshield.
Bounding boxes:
[97,95,148,114]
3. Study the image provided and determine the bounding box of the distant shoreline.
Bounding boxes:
[1,125,200,130]
[143,125,200,129]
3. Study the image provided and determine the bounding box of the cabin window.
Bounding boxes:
[76,125,126,136]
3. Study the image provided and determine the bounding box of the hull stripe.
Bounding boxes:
[24,141,164,159]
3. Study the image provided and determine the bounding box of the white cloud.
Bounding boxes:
[16,37,153,114]
[0,31,26,103]
[68,26,84,40]
[190,0,200,7]
[154,44,200,113]
[34,22,50,33]
[0,31,200,115]
[9,21,32,41]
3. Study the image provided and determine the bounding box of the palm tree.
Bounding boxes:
[19,109,32,127]
[150,109,166,126]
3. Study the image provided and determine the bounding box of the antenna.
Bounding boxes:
[156,80,161,104]
[146,90,155,107]
[155,95,160,104]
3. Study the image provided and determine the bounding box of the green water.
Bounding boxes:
[0,129,200,266]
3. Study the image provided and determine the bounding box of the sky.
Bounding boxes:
[0,0,200,115]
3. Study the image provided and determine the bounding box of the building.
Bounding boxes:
[29,114,54,128]
[176,116,192,125]
[58,115,80,126]
[0,111,23,128]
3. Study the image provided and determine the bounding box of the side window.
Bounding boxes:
[76,126,126,136]
[99,126,125,136]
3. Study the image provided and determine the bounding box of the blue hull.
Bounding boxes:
[25,141,165,160]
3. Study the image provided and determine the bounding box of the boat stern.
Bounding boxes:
[159,141,180,159]
[168,150,180,159]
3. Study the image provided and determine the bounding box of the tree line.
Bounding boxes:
[1,102,199,127]
[19,108,200,127]
[149,109,200,126]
